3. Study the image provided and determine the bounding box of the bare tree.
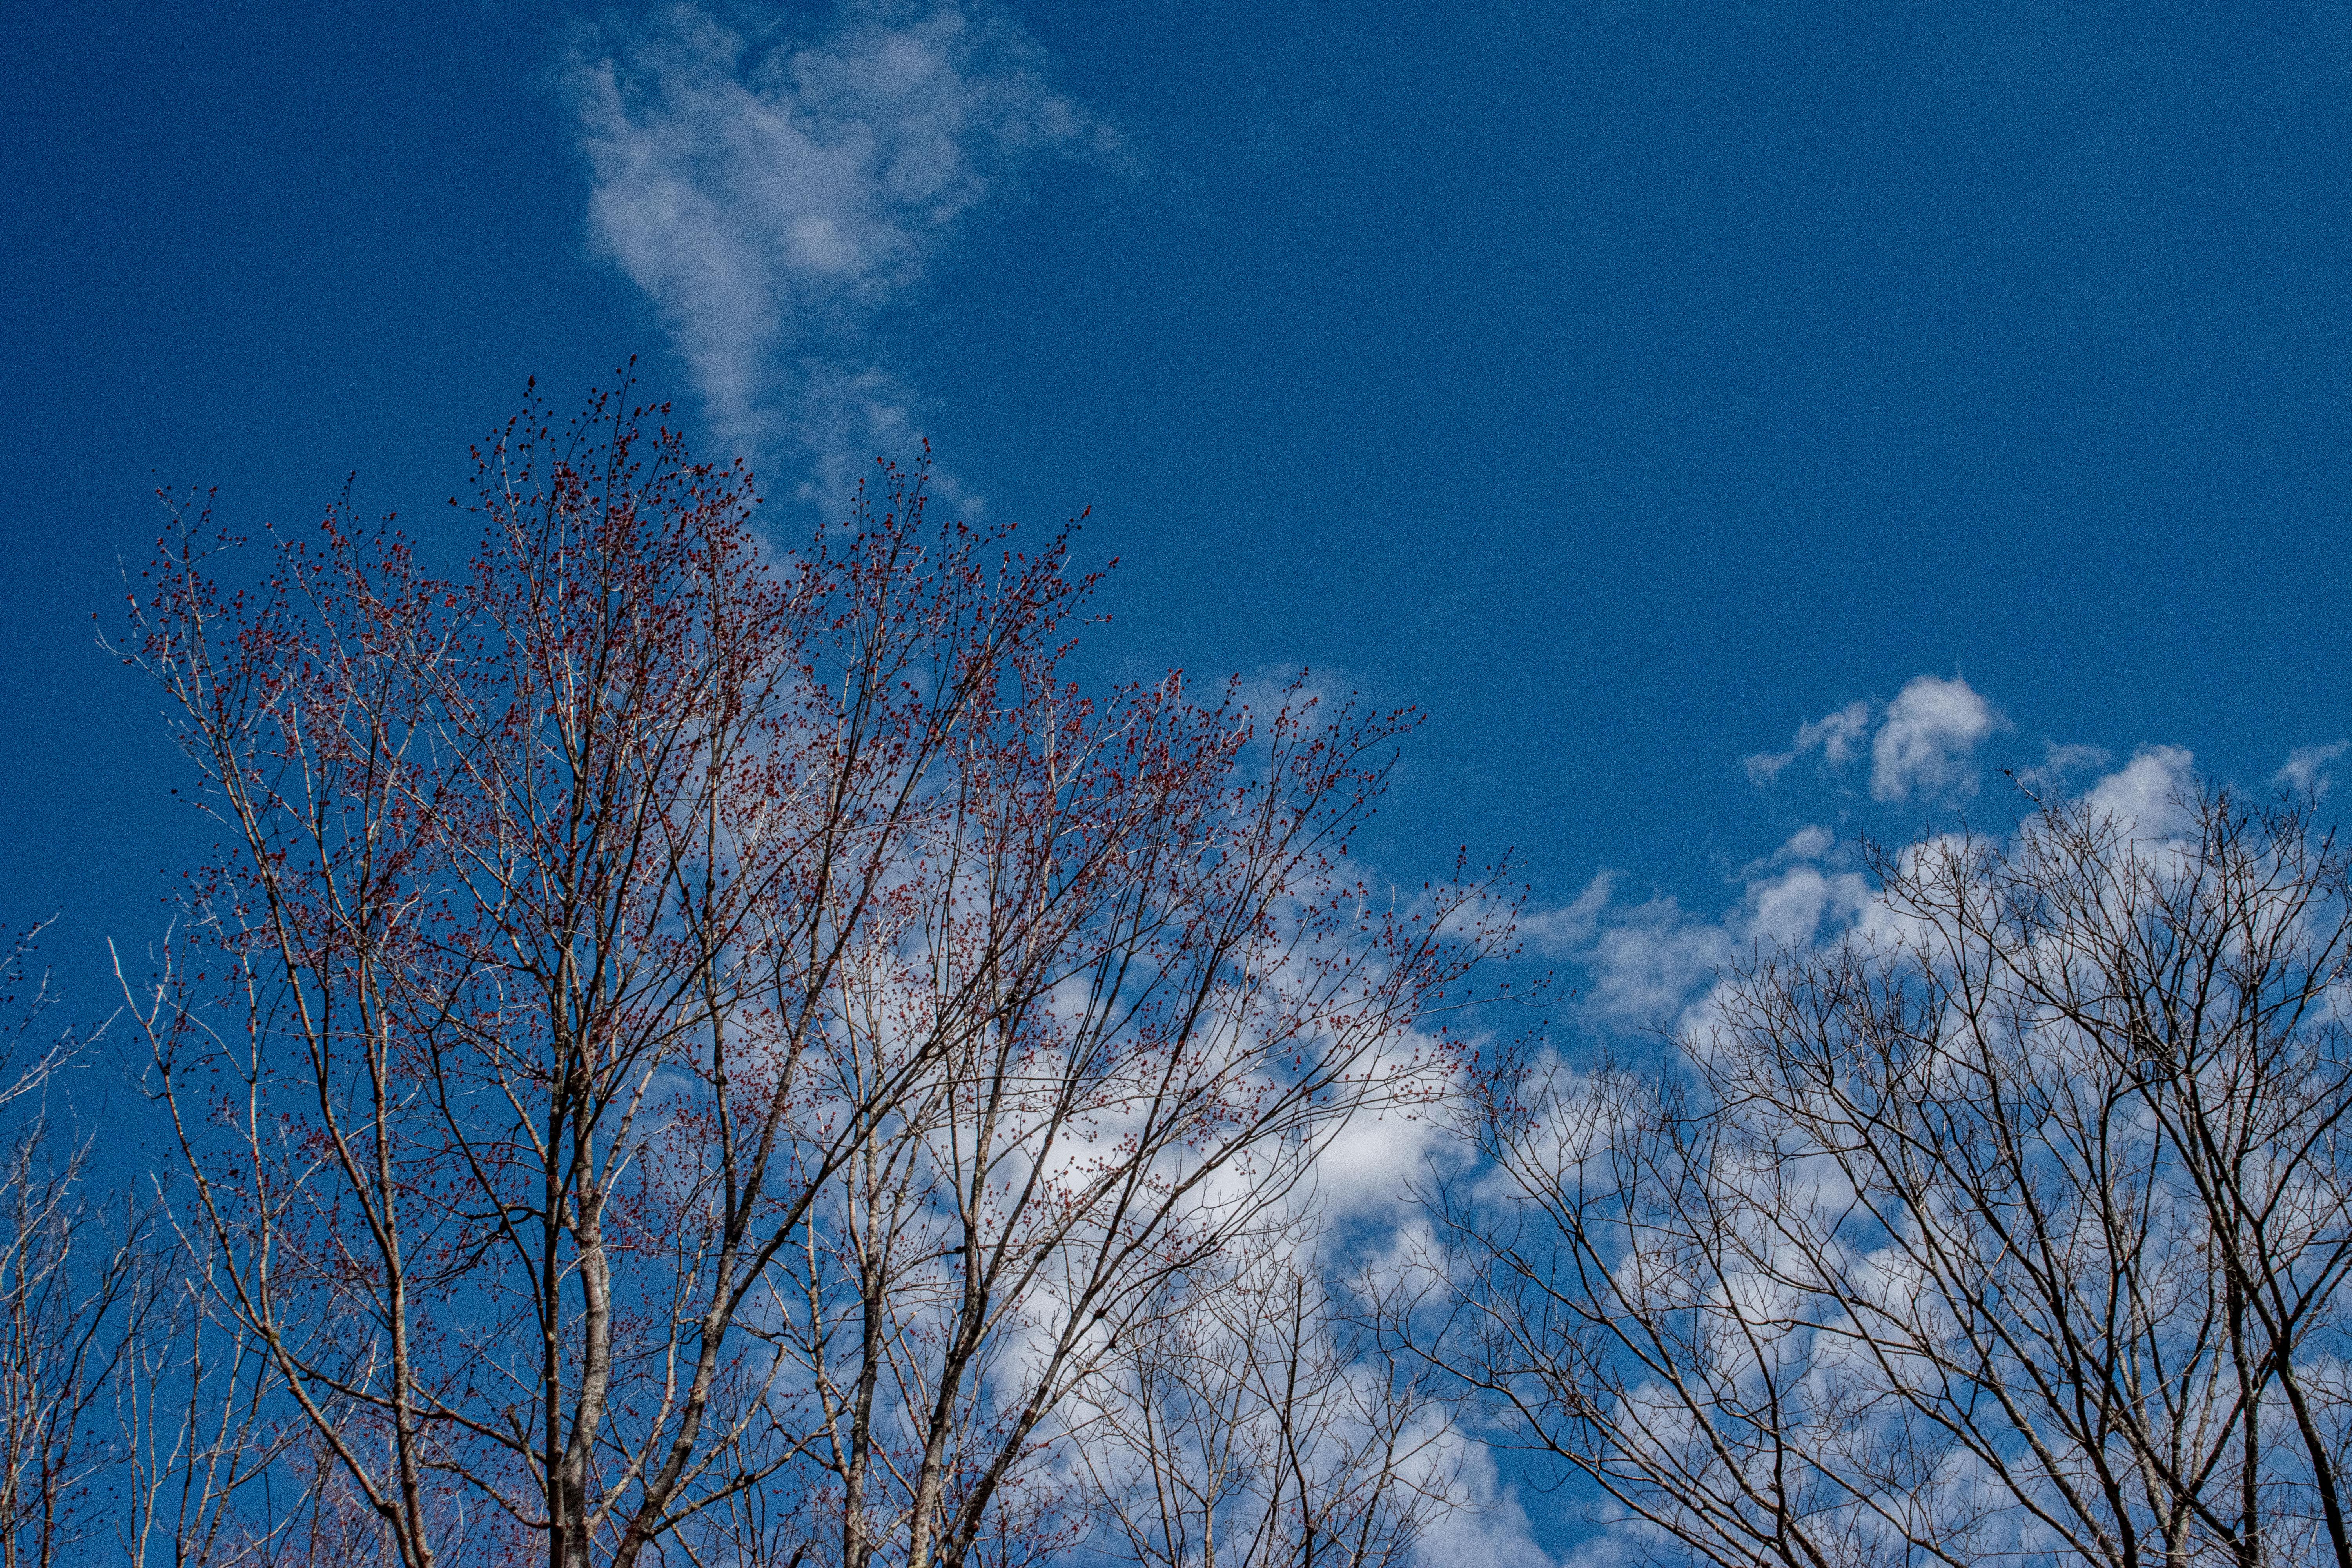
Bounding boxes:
[0,928,86,1124]
[0,940,325,1568]
[0,925,144,1568]
[113,381,1511,1568]
[0,1126,139,1568]
[113,383,1096,1568]
[759,668,1508,1568]
[1072,1209,1468,1568]
[1434,786,2352,1568]
[109,1220,343,1568]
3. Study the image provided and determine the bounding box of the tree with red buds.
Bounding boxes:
[115,383,1513,1568]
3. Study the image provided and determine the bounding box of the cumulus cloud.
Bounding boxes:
[1556,732,2232,1038]
[2276,740,2351,801]
[2040,740,2112,776]
[1868,674,2008,803]
[1745,675,2009,804]
[1570,889,1736,1033]
[564,0,1118,503]
[2084,744,2197,836]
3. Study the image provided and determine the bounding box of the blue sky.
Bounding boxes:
[3,1,2348,1550]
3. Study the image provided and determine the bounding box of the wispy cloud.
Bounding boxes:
[1530,828,1870,1036]
[1743,700,1870,787]
[2276,740,2350,801]
[563,0,1118,505]
[2013,739,2112,792]
[1745,674,2009,804]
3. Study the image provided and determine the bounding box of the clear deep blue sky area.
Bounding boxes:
[2,1,2348,1546]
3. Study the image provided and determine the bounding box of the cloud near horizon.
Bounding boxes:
[564,0,1119,506]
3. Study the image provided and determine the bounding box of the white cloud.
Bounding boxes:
[1535,830,1868,1035]
[564,0,1118,503]
[1745,700,1870,786]
[1868,674,2007,803]
[1773,823,1835,863]
[2040,740,2112,776]
[1519,868,1616,954]
[1745,676,2009,804]
[1575,892,1736,1031]
[1726,822,1835,883]
[1312,1102,1456,1221]
[2276,740,2351,801]
[2011,738,2112,794]
[1410,1444,1560,1568]
[1559,730,2227,1037]
[2084,744,2197,836]
[1801,702,1874,769]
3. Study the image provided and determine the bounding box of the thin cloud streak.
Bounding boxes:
[564,0,1119,505]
